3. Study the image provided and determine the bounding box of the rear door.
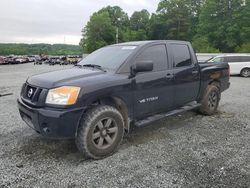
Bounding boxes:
[133,44,174,120]
[169,43,200,107]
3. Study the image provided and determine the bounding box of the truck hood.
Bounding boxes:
[27,67,106,88]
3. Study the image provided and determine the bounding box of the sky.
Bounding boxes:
[0,0,158,45]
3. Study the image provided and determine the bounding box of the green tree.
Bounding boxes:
[80,6,131,52]
[192,36,220,53]
[149,0,204,40]
[234,0,250,52]
[190,0,205,37]
[155,0,193,40]
[80,11,115,53]
[128,9,150,41]
[98,6,129,28]
[130,9,150,31]
[98,6,130,43]
[79,1,250,53]
[148,13,167,40]
[195,0,250,52]
[0,44,82,55]
[235,42,250,52]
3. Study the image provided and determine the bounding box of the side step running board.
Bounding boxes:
[135,101,201,127]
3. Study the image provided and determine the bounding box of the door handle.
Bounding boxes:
[192,70,199,74]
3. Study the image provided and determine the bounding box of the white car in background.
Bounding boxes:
[209,55,250,77]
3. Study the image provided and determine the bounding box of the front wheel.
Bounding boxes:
[240,68,250,78]
[76,105,124,159]
[199,85,220,116]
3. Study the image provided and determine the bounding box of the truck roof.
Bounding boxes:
[112,40,190,47]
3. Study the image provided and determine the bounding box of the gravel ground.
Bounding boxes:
[0,64,249,188]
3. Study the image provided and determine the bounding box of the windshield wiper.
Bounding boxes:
[76,64,107,72]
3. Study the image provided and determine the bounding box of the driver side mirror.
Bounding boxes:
[131,61,154,77]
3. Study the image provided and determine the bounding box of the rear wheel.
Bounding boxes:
[240,68,250,78]
[199,85,220,115]
[76,105,124,159]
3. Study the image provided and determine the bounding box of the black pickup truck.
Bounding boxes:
[18,40,230,159]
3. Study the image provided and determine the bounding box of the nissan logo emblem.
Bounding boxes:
[28,88,33,98]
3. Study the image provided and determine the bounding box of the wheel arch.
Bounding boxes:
[198,79,221,102]
[240,67,250,77]
[83,96,130,132]
[208,79,221,90]
[208,79,221,99]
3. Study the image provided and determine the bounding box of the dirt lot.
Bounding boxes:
[0,64,249,188]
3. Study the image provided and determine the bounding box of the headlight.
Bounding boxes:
[46,86,80,105]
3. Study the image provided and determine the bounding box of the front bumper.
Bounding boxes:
[17,99,85,139]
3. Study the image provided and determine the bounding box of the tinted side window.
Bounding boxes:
[241,56,250,62]
[171,44,192,67]
[225,56,241,63]
[135,45,168,71]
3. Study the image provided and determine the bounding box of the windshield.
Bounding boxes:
[78,45,137,70]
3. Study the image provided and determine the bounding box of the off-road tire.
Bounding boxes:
[199,85,220,116]
[76,105,124,159]
[240,68,250,78]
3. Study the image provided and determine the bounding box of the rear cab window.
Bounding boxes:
[170,44,192,68]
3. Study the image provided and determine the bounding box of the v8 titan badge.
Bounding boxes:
[139,96,159,104]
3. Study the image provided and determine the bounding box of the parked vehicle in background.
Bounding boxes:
[34,57,43,65]
[18,40,230,159]
[5,55,16,64]
[208,54,250,77]
[27,55,37,62]
[40,55,50,64]
[0,56,8,65]
[67,55,81,65]
[60,56,69,65]
[15,57,29,64]
[49,56,61,65]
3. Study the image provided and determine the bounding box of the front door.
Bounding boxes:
[132,44,174,120]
